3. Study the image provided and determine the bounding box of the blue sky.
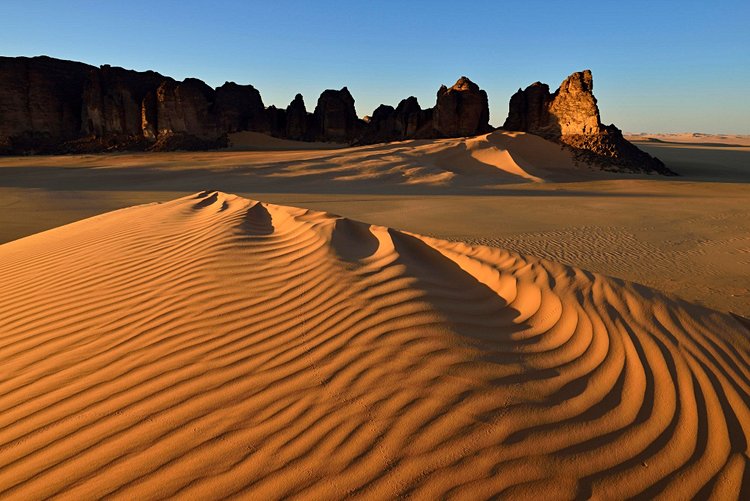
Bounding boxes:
[2,0,749,133]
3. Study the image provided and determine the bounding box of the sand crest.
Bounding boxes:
[0,191,748,499]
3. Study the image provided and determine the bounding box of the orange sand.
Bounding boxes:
[1,191,748,499]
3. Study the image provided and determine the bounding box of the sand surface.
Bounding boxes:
[1,131,748,317]
[626,133,750,148]
[1,190,748,499]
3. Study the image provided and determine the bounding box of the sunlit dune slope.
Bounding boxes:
[0,191,748,499]
[224,130,584,185]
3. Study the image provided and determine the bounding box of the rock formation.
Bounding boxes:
[265,105,286,138]
[214,82,269,134]
[355,96,434,144]
[80,64,165,150]
[503,70,672,174]
[0,55,670,175]
[284,94,309,140]
[0,56,90,153]
[433,76,491,137]
[0,56,493,153]
[311,87,364,142]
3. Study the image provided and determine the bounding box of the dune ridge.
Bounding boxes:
[0,191,749,499]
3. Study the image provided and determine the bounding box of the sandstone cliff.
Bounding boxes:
[284,94,310,141]
[311,87,364,142]
[434,76,491,137]
[0,56,90,153]
[80,64,164,150]
[503,70,673,174]
[356,96,433,144]
[0,56,670,175]
[355,76,488,145]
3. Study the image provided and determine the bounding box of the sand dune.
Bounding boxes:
[1,191,748,499]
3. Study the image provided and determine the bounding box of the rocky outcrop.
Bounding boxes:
[356,77,489,145]
[433,77,491,137]
[0,56,90,153]
[355,96,433,144]
[214,82,269,134]
[503,70,672,174]
[80,65,165,150]
[284,94,309,140]
[311,87,364,142]
[3,55,665,170]
[396,96,433,138]
[265,105,286,138]
[154,78,216,137]
[0,56,497,153]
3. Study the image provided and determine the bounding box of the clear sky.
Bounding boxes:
[2,0,749,133]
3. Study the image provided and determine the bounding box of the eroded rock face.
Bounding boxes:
[0,57,498,153]
[503,82,552,134]
[285,94,309,140]
[0,56,90,153]
[9,57,666,157]
[155,78,216,137]
[433,76,491,137]
[503,70,672,174]
[312,87,364,142]
[266,105,286,138]
[81,65,164,138]
[356,96,433,144]
[214,82,269,134]
[76,65,167,151]
[396,96,433,138]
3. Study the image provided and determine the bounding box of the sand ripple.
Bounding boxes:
[0,191,748,499]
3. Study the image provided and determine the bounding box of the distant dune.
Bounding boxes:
[1,191,748,498]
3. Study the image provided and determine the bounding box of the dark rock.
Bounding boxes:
[285,94,309,140]
[433,76,491,137]
[81,65,164,142]
[396,96,433,138]
[155,78,216,138]
[266,105,287,137]
[141,90,158,140]
[149,132,227,151]
[312,87,364,142]
[0,56,91,153]
[503,70,673,174]
[356,96,433,144]
[503,82,552,133]
[214,81,269,133]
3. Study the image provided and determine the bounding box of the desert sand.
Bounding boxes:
[626,133,750,147]
[1,190,748,499]
[1,130,748,316]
